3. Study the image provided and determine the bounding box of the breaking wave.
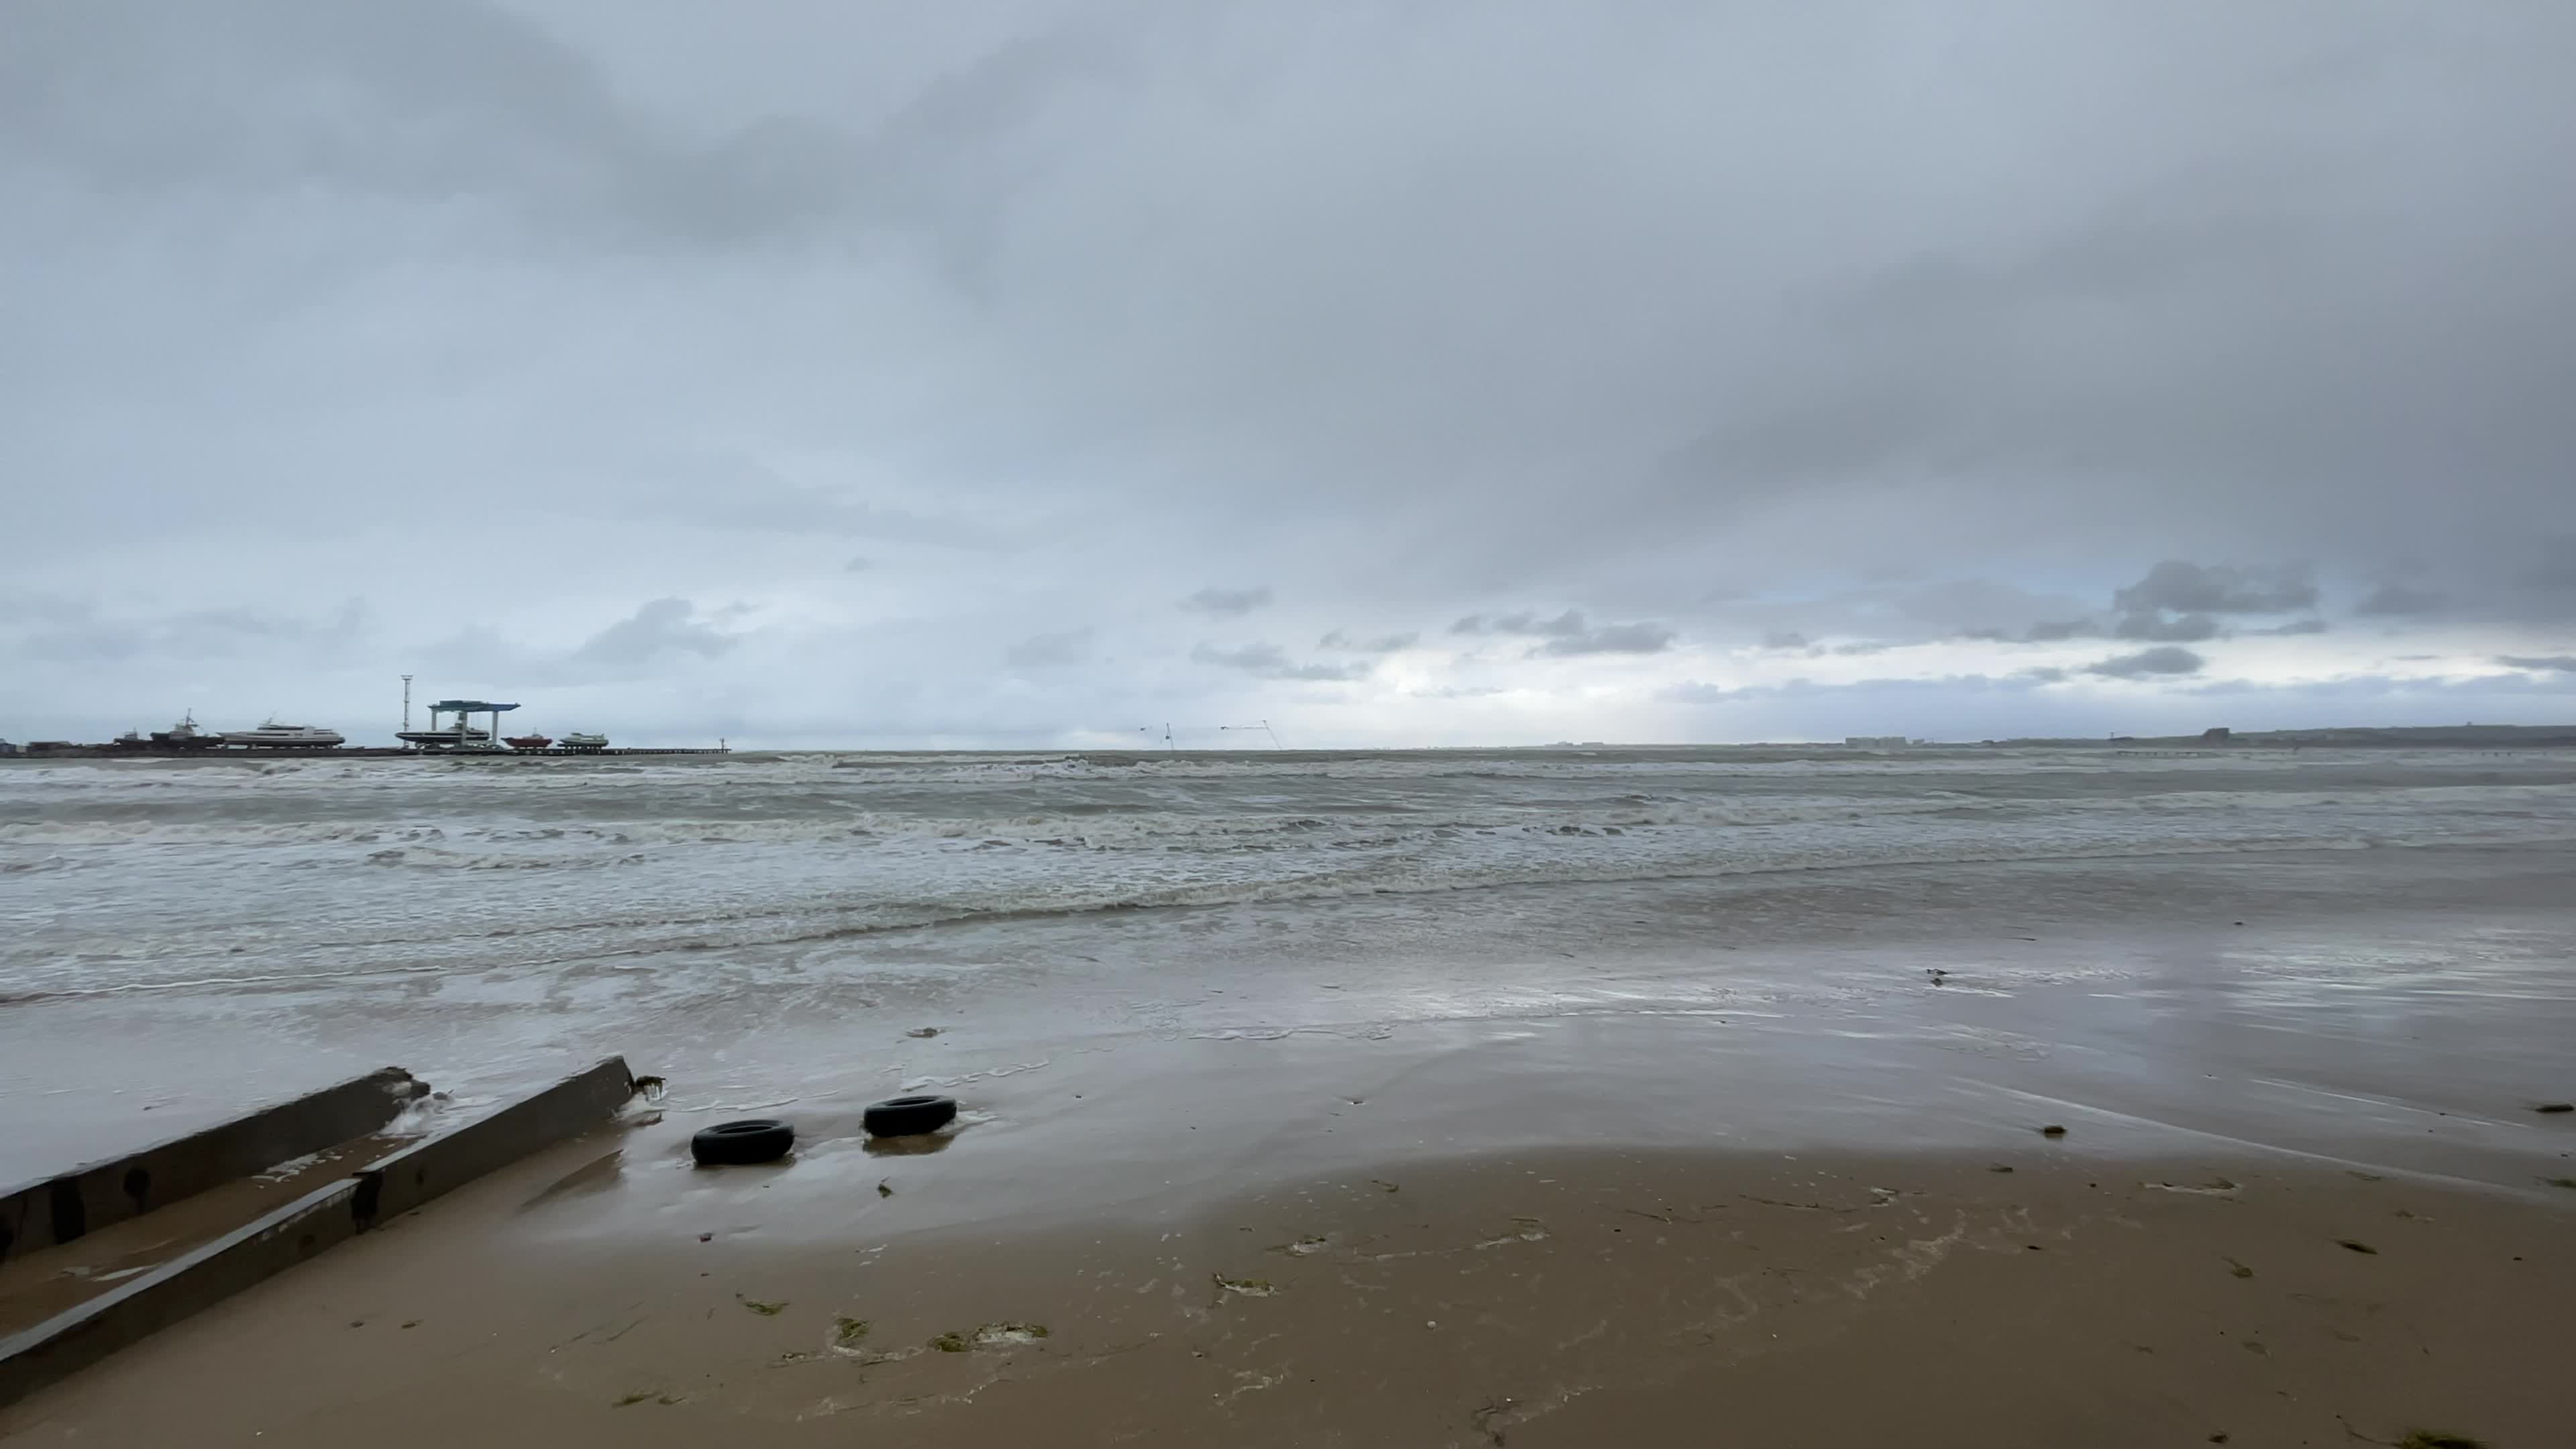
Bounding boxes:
[6,747,2575,1002]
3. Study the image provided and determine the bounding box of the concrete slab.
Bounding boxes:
[0,1067,425,1263]
[0,1057,636,1409]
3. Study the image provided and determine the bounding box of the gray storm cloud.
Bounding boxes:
[1454,610,1677,657]
[2112,612,2222,644]
[3,1,2573,745]
[572,599,737,667]
[2354,584,2440,617]
[1182,588,1275,617]
[1318,631,1418,654]
[1189,641,1369,682]
[2085,646,2208,680]
[1006,628,1094,668]
[2112,562,2319,618]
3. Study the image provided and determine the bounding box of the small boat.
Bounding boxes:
[396,724,492,749]
[221,720,346,748]
[151,712,224,749]
[111,712,224,751]
[504,734,553,751]
[558,731,608,752]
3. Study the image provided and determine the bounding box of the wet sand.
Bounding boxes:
[5,846,2575,1444]
[3,1130,2570,1446]
[0,1131,400,1338]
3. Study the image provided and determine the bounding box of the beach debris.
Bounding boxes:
[692,1118,794,1166]
[2540,1177,2576,1190]
[1476,1217,1552,1247]
[2039,1124,2068,1138]
[2535,1102,2574,1114]
[614,1391,655,1407]
[1925,967,1949,984]
[2397,1433,2491,1449]
[931,1322,1051,1352]
[863,1093,959,1138]
[630,1074,667,1100]
[1370,1178,1401,1193]
[2223,1257,2255,1279]
[1987,1164,2015,1173]
[739,1295,788,1316]
[833,1316,871,1348]
[906,1027,942,1038]
[2337,1239,2379,1255]
[877,1179,894,1197]
[1214,1273,1279,1298]
[2146,1177,2239,1196]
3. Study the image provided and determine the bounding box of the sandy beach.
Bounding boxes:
[7,839,2575,1444]
[6,753,2576,1443]
[11,1135,2574,1448]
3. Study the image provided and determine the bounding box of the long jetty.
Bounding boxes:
[9,746,730,760]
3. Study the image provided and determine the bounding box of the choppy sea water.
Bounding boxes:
[5,747,2574,1177]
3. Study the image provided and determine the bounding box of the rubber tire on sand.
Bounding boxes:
[863,1095,959,1138]
[692,1118,795,1165]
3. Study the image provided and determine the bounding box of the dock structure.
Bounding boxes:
[0,679,735,761]
[429,698,517,741]
[9,745,727,760]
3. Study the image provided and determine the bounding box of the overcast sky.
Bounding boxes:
[5,0,2574,747]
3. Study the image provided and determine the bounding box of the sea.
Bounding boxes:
[5,746,2575,1181]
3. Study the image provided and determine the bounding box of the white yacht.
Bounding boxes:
[558,731,609,751]
[221,720,346,748]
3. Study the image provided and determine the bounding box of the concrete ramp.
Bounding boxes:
[0,1067,427,1263]
[0,1057,637,1409]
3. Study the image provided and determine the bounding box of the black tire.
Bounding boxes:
[863,1095,958,1138]
[692,1118,795,1165]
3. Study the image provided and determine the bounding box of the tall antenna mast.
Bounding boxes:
[401,674,413,734]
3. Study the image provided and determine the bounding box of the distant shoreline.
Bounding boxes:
[7,723,2575,761]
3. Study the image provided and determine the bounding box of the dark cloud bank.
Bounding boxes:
[3,1,2573,745]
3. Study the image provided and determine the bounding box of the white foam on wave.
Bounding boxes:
[8,750,2576,1001]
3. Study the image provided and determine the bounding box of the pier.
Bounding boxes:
[9,745,730,761]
